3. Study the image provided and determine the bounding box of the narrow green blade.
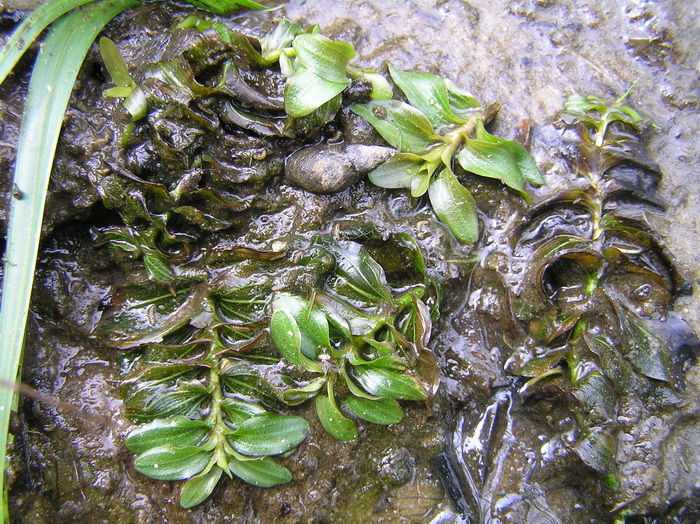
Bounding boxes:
[0,0,97,86]
[0,0,139,508]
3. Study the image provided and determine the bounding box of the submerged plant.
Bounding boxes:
[95,235,438,507]
[509,90,698,488]
[351,65,544,243]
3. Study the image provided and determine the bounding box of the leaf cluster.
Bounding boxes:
[351,66,543,243]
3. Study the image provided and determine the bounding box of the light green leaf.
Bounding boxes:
[316,394,359,441]
[342,396,404,425]
[445,78,480,117]
[410,169,431,197]
[428,168,479,243]
[98,37,135,91]
[134,445,211,481]
[367,154,421,189]
[282,377,326,405]
[350,100,443,155]
[361,71,393,100]
[259,18,303,64]
[142,249,175,283]
[474,121,543,186]
[352,366,428,401]
[270,310,303,366]
[229,456,292,487]
[292,33,356,84]
[230,413,309,456]
[182,0,265,16]
[125,417,210,454]
[180,465,223,509]
[389,65,462,126]
[285,68,347,118]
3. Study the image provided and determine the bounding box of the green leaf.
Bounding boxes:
[270,310,304,366]
[182,0,265,16]
[352,366,427,401]
[98,37,135,91]
[410,168,431,198]
[220,398,268,428]
[282,378,326,405]
[361,71,393,100]
[619,308,675,384]
[142,249,175,283]
[229,456,292,487]
[285,68,347,118]
[427,168,479,243]
[350,100,443,155]
[342,396,404,425]
[292,33,356,84]
[319,240,393,302]
[367,153,421,189]
[445,79,480,117]
[134,445,211,481]
[315,394,358,442]
[388,65,462,126]
[180,465,223,509]
[230,413,309,456]
[259,18,303,64]
[272,293,330,360]
[125,417,210,454]
[0,0,139,505]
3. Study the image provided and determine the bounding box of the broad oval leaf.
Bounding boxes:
[367,153,421,189]
[229,456,292,487]
[134,444,211,481]
[272,293,330,360]
[342,396,404,425]
[180,465,223,509]
[389,65,462,126]
[230,413,309,456]
[220,398,268,428]
[350,100,443,155]
[125,416,210,454]
[315,394,358,442]
[428,168,479,243]
[270,309,303,366]
[285,68,347,118]
[292,33,356,84]
[352,366,427,401]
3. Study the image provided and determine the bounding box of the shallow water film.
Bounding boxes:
[1,0,699,522]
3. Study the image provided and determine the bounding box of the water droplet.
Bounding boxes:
[632,284,651,301]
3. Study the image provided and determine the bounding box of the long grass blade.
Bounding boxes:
[0,0,99,86]
[0,0,139,517]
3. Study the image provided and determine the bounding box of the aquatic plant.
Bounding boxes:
[509,90,698,489]
[351,65,544,243]
[95,235,438,507]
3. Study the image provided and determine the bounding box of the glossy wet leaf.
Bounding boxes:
[134,444,211,481]
[619,308,674,384]
[282,378,326,405]
[571,369,617,425]
[230,413,309,456]
[352,366,427,401]
[584,334,637,395]
[350,100,443,155]
[573,427,618,482]
[125,416,210,454]
[388,65,463,126]
[127,382,210,422]
[180,465,223,509]
[229,456,292,487]
[316,394,359,442]
[259,18,303,64]
[428,168,479,243]
[367,154,421,189]
[285,68,347,118]
[272,293,330,360]
[319,240,393,302]
[142,249,175,283]
[220,398,268,428]
[292,33,356,84]
[445,78,480,117]
[342,396,404,425]
[182,0,265,16]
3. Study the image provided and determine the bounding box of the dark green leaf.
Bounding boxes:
[142,249,175,283]
[428,168,479,243]
[125,416,210,454]
[272,293,329,360]
[128,382,210,422]
[229,456,292,487]
[270,310,303,366]
[388,65,462,126]
[350,100,443,155]
[315,394,358,442]
[230,413,309,456]
[282,378,325,405]
[367,153,421,189]
[134,445,211,481]
[180,465,223,509]
[220,398,267,428]
[182,0,265,16]
[619,308,674,384]
[319,240,393,302]
[342,396,404,425]
[573,427,618,483]
[352,366,427,401]
[292,33,356,84]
